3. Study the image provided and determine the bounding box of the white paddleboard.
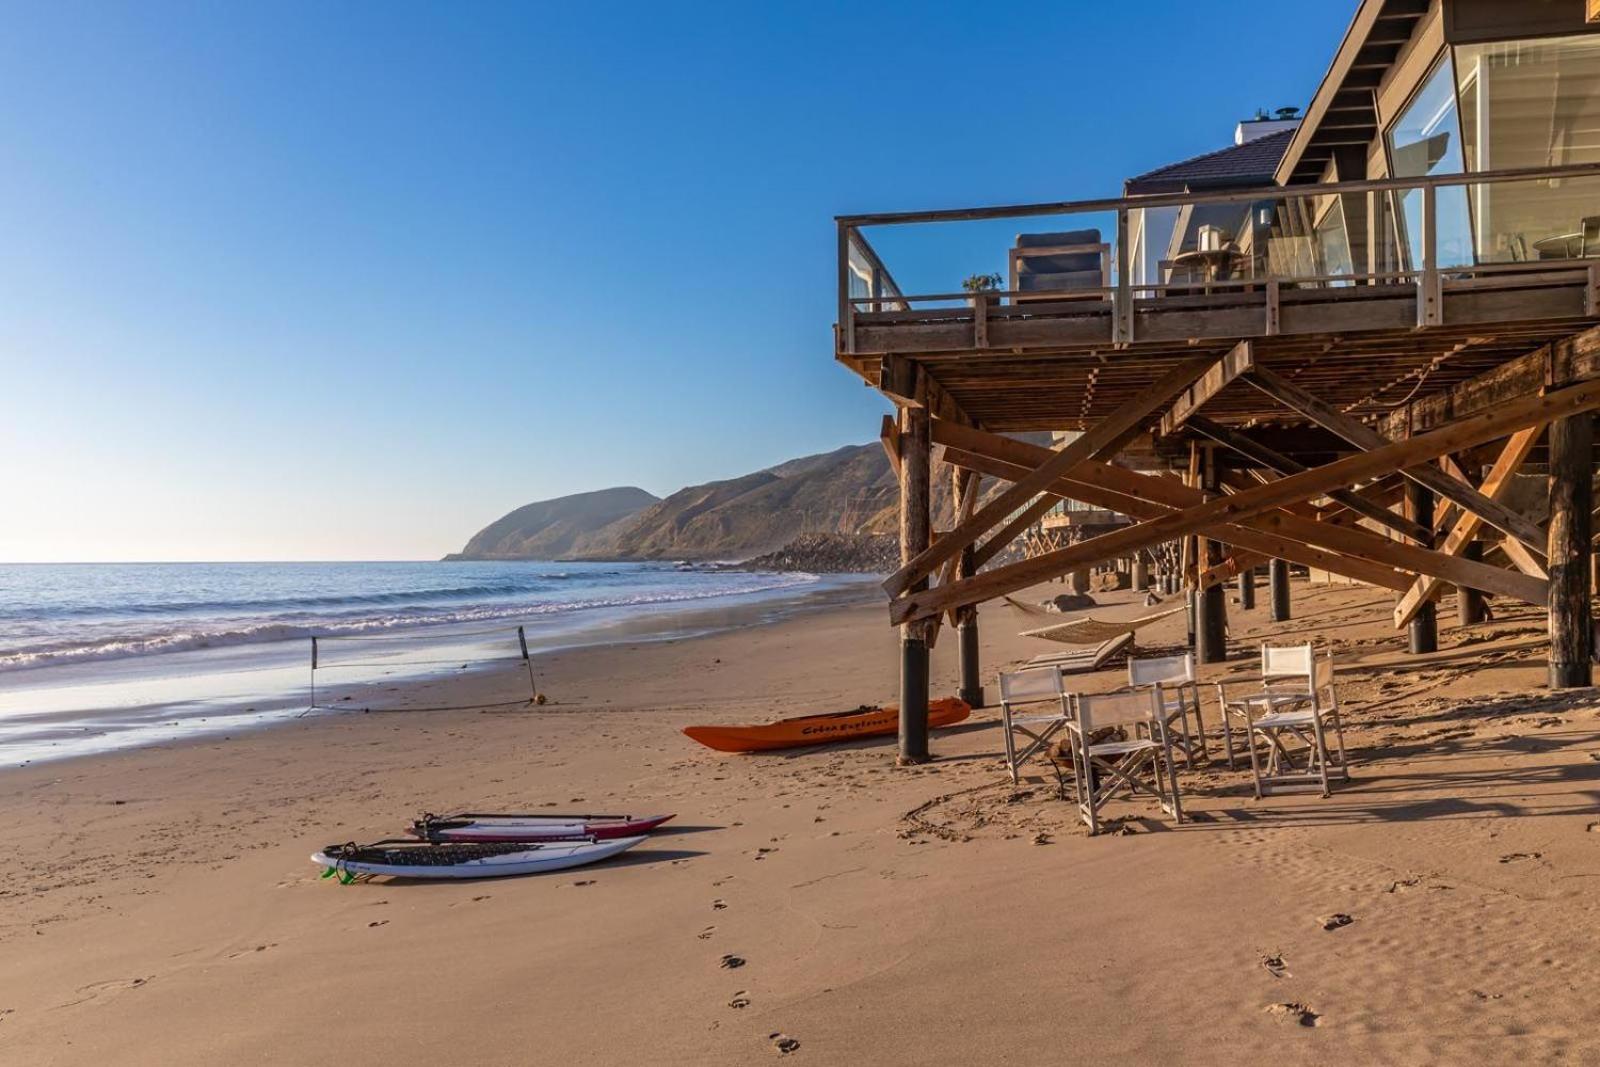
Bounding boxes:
[312,835,646,880]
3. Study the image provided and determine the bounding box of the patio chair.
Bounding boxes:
[1066,688,1184,835]
[998,667,1073,794]
[1216,643,1348,798]
[1127,651,1206,765]
[1009,229,1111,304]
[1582,216,1600,258]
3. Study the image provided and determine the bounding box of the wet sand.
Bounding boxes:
[3,578,1600,1064]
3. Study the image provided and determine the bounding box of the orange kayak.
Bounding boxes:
[682,698,971,753]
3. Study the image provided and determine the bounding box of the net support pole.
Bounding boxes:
[310,636,318,710]
[518,625,539,701]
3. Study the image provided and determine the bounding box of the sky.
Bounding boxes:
[0,0,1358,562]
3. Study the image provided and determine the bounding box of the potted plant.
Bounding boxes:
[962,272,1002,308]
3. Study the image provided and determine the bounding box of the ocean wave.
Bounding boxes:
[0,572,822,671]
[0,578,592,622]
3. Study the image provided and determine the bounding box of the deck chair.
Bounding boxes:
[1009,229,1111,304]
[1217,644,1348,798]
[1065,688,1184,835]
[1582,216,1600,259]
[1128,652,1205,765]
[1023,631,1135,675]
[998,667,1073,794]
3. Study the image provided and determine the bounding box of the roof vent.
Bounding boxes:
[1237,106,1302,145]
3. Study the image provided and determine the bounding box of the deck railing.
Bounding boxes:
[836,161,1600,353]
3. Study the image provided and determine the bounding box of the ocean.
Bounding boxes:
[0,561,872,767]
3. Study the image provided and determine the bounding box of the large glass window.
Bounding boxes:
[1456,34,1600,261]
[1387,55,1475,270]
[1314,197,1354,282]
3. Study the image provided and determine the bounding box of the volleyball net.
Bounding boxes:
[307,624,544,713]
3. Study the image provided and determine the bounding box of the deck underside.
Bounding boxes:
[844,276,1600,443]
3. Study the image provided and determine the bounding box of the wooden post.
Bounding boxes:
[1196,447,1228,663]
[1238,564,1256,610]
[1548,413,1593,688]
[954,467,985,709]
[1270,558,1291,621]
[899,404,933,761]
[1458,540,1486,626]
[1407,481,1439,654]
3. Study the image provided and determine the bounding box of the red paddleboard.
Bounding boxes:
[409,813,674,843]
[682,698,971,753]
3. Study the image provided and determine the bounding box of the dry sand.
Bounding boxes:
[3,578,1600,1064]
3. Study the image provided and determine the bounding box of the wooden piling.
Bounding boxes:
[1269,558,1291,621]
[1547,413,1593,689]
[899,404,933,761]
[1406,481,1439,654]
[1196,447,1228,663]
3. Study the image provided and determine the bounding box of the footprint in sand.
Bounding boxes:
[712,899,728,910]
[1264,1002,1320,1027]
[1498,852,1542,864]
[729,992,751,1009]
[1318,913,1354,931]
[698,926,716,940]
[769,1033,800,1054]
[719,954,746,969]
[1261,953,1291,979]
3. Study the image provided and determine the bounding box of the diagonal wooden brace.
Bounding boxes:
[937,435,1415,593]
[1392,426,1542,627]
[894,379,1600,624]
[1245,365,1547,553]
[1187,415,1429,542]
[881,355,1215,598]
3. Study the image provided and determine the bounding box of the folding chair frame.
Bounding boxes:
[1216,645,1349,797]
[999,668,1073,796]
[1066,687,1184,835]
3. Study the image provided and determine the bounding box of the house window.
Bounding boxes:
[1456,34,1600,261]
[1387,55,1475,271]
[1314,197,1354,282]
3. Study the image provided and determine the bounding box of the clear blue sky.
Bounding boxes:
[1,0,1356,561]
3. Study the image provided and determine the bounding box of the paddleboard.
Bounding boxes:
[408,813,674,843]
[312,835,646,880]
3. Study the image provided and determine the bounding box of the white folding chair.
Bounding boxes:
[1127,652,1205,764]
[998,667,1072,794]
[1217,644,1348,797]
[1066,688,1184,835]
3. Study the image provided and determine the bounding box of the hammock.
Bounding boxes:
[1004,595,1063,618]
[1020,606,1184,646]
[1024,631,1136,674]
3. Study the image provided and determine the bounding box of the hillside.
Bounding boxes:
[443,486,659,561]
[448,436,1049,564]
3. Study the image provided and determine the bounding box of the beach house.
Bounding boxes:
[838,0,1600,760]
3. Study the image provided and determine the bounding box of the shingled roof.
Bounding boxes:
[1124,127,1297,196]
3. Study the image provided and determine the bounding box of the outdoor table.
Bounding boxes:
[1533,232,1585,259]
[1170,247,1248,292]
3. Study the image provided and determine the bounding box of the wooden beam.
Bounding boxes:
[894,379,1600,624]
[1245,365,1547,552]
[1589,0,1600,24]
[881,355,1214,598]
[879,414,902,479]
[1159,342,1254,436]
[1187,414,1428,542]
[879,355,924,408]
[970,493,1057,572]
[1392,427,1541,627]
[935,429,1416,593]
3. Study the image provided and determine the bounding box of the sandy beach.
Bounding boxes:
[3,578,1600,1065]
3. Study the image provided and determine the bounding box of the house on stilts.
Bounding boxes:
[838,0,1600,761]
